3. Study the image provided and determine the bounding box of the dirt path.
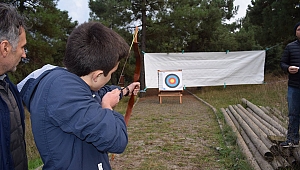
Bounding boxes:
[110,91,224,170]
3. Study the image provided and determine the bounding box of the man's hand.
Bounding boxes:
[101,89,121,110]
[289,66,299,74]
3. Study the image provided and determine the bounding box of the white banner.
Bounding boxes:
[144,51,265,88]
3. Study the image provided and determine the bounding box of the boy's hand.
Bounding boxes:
[127,82,140,96]
[101,89,120,110]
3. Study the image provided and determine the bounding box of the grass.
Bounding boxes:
[25,110,42,170]
[112,96,225,169]
[193,74,288,113]
[189,73,289,169]
[25,73,289,169]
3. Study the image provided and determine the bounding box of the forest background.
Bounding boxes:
[1,0,300,92]
[1,0,299,169]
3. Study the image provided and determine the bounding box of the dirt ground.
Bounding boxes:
[110,90,225,170]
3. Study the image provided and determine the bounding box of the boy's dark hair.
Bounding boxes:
[64,22,129,77]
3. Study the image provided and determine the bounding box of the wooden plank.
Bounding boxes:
[158,91,183,104]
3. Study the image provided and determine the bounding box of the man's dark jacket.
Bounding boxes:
[0,76,26,170]
[280,39,300,88]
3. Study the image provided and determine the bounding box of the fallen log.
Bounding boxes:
[266,106,287,124]
[241,98,287,135]
[237,104,277,137]
[228,105,274,162]
[233,105,279,156]
[245,107,284,137]
[226,108,274,170]
[221,99,300,169]
[273,155,291,169]
[221,108,261,170]
[292,148,300,162]
[260,106,286,129]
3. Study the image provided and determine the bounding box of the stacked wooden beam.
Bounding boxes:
[221,98,300,170]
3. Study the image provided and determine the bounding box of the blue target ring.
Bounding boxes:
[165,74,180,88]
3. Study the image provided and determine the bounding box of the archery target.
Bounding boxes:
[164,74,180,88]
[158,70,183,91]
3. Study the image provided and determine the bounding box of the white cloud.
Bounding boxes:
[57,0,90,24]
[228,0,252,23]
[57,0,251,24]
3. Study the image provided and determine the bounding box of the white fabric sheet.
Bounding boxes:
[144,51,265,88]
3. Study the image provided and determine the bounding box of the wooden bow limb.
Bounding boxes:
[111,26,141,161]
[124,26,141,125]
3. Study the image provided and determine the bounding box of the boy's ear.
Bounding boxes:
[92,70,104,82]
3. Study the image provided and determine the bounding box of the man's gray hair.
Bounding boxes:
[0,3,26,50]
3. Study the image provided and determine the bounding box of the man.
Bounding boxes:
[280,21,300,147]
[18,22,140,170]
[0,3,28,170]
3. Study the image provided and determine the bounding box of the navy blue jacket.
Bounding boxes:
[19,67,128,170]
[0,76,26,170]
[280,39,300,88]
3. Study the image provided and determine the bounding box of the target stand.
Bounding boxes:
[157,70,183,104]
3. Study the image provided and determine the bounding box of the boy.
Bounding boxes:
[18,22,140,170]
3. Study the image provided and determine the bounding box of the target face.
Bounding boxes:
[159,70,183,91]
[165,74,180,88]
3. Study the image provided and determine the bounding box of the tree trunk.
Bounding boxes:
[140,0,147,97]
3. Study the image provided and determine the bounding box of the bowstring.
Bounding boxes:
[111,29,138,161]
[118,31,137,85]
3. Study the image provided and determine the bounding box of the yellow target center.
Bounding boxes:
[170,78,175,84]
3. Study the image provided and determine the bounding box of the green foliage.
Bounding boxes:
[88,0,263,92]
[1,0,297,83]
[1,0,77,83]
[245,0,300,73]
[87,0,300,75]
[89,0,133,30]
[247,0,300,46]
[265,45,284,74]
[88,0,240,52]
[2,0,293,168]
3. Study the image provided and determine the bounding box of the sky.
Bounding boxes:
[229,0,252,23]
[57,0,252,24]
[57,0,90,24]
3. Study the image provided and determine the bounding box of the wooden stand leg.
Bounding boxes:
[158,91,183,104]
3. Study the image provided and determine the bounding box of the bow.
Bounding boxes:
[124,26,141,125]
[111,27,141,161]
